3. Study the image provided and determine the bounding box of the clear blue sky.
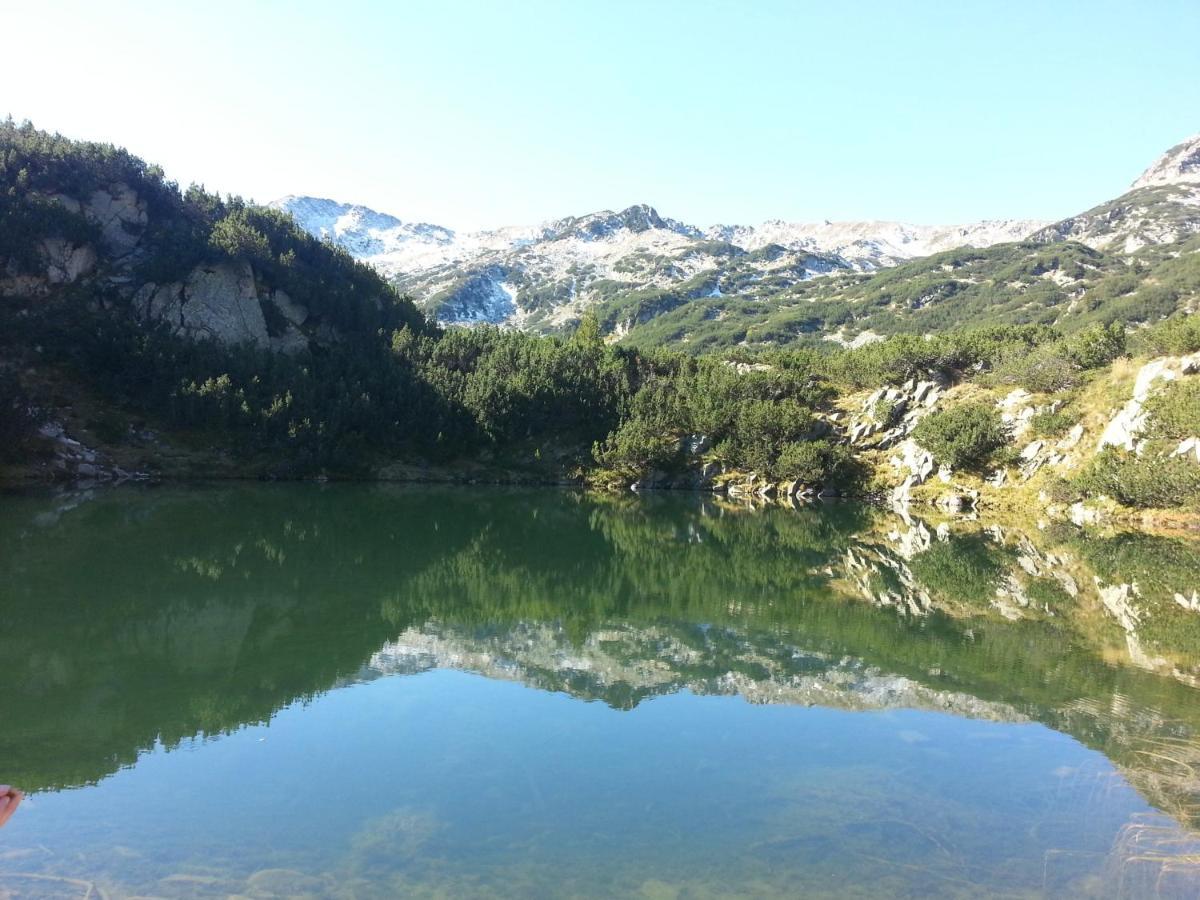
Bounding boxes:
[3,0,1197,230]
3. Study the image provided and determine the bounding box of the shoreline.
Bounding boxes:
[6,466,1198,537]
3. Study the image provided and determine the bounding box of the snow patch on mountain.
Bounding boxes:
[269,195,456,270]
[706,218,1046,270]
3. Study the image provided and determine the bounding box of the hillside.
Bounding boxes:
[276,136,1200,350]
[601,138,1200,351]
[4,121,1200,531]
[0,119,448,477]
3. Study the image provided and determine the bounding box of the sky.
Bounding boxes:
[2,0,1198,231]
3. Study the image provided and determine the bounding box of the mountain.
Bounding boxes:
[4,121,1199,513]
[1031,133,1200,254]
[268,195,457,273]
[274,134,1200,347]
[701,218,1047,267]
[591,135,1200,350]
[274,196,1046,331]
[1130,133,1200,190]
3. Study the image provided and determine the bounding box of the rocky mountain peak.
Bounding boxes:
[1130,133,1200,190]
[615,203,667,232]
[269,195,457,259]
[543,203,697,242]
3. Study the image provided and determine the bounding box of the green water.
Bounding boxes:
[1,485,1199,898]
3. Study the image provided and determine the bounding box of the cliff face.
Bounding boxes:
[1,181,315,354]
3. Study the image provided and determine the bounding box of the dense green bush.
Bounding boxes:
[593,417,683,477]
[1029,406,1076,437]
[911,401,1010,470]
[1075,446,1200,508]
[1062,322,1126,369]
[988,323,1125,393]
[592,353,839,482]
[1143,378,1200,441]
[1130,312,1200,357]
[775,439,859,486]
[993,345,1079,393]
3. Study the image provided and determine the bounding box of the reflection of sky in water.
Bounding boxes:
[3,485,1200,897]
[5,670,1196,898]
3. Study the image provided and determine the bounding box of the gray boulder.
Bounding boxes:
[42,238,97,283]
[134,262,269,348]
[181,262,268,347]
[83,183,148,257]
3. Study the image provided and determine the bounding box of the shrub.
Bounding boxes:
[593,417,682,476]
[1062,322,1126,369]
[1129,313,1200,357]
[727,398,818,475]
[1041,475,1081,504]
[1075,446,1200,508]
[990,344,1075,393]
[209,212,271,260]
[775,439,859,486]
[86,410,127,445]
[1143,379,1200,441]
[911,401,1009,470]
[1029,407,1075,438]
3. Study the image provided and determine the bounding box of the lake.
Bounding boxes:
[1,485,1199,898]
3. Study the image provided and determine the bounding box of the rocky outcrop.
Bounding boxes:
[0,238,98,296]
[133,261,283,350]
[1099,355,1200,452]
[1131,133,1200,190]
[271,289,308,326]
[42,238,98,284]
[1175,437,1200,462]
[182,262,268,346]
[57,183,148,257]
[888,439,936,504]
[35,421,144,483]
[849,375,947,448]
[20,181,315,354]
[996,388,1046,439]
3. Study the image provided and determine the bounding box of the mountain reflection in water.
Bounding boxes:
[1,485,1198,898]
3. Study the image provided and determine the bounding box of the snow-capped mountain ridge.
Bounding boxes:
[541,204,701,242]
[274,194,1043,279]
[270,195,454,248]
[703,218,1047,268]
[272,132,1197,330]
[274,195,1047,327]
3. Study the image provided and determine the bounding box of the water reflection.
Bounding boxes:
[1,485,1199,896]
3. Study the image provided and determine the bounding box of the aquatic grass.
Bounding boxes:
[1108,812,1200,898]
